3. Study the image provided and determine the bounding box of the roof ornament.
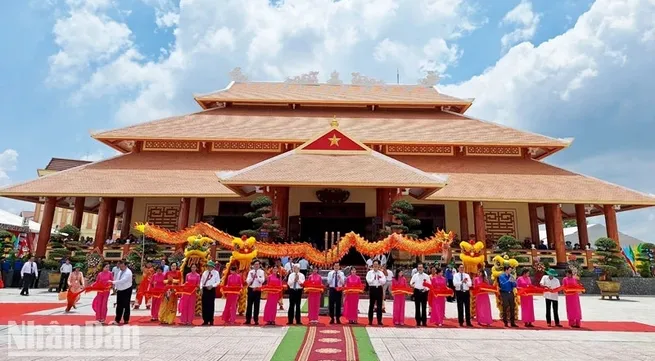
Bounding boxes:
[418,71,440,86]
[327,71,343,85]
[330,116,339,128]
[228,67,248,82]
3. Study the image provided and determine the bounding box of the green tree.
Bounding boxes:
[384,200,421,239]
[563,219,577,228]
[240,196,280,240]
[594,237,631,279]
[496,235,523,258]
[59,224,81,241]
[636,243,655,278]
[126,239,163,273]
[0,230,13,258]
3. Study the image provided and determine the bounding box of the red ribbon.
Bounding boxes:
[303,280,324,294]
[471,284,498,296]
[342,284,365,294]
[422,281,454,297]
[517,285,546,297]
[261,285,286,294]
[221,285,243,295]
[84,282,112,293]
[391,285,414,296]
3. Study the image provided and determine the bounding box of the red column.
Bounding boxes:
[273,187,289,236]
[72,197,85,231]
[105,198,117,241]
[603,204,619,245]
[575,204,589,249]
[548,204,566,266]
[36,197,57,257]
[194,197,206,224]
[458,201,469,241]
[528,203,540,247]
[120,198,134,239]
[545,205,555,249]
[177,197,191,230]
[473,201,486,244]
[94,198,110,251]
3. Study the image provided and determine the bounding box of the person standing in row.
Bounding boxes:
[149,266,166,322]
[263,268,283,326]
[498,266,518,328]
[287,264,305,325]
[65,264,85,312]
[366,260,386,326]
[344,268,362,324]
[91,263,113,323]
[178,264,200,326]
[200,261,220,326]
[563,269,582,328]
[473,268,493,326]
[20,257,38,296]
[306,267,322,324]
[58,258,72,292]
[245,260,266,325]
[391,269,407,326]
[517,268,535,327]
[453,264,472,327]
[327,262,345,324]
[222,266,242,325]
[110,260,133,325]
[134,262,154,310]
[540,269,562,327]
[410,263,430,327]
[429,268,447,327]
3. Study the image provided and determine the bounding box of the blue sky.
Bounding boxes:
[1,0,654,241]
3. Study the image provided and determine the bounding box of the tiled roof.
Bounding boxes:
[44,158,92,171]
[194,82,471,106]
[394,156,655,205]
[0,152,272,197]
[218,151,448,189]
[94,107,569,147]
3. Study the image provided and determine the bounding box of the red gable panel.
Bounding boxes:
[301,129,367,151]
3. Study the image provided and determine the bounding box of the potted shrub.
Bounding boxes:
[594,237,630,300]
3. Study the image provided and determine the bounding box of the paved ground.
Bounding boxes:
[1,289,654,360]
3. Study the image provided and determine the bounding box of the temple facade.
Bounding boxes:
[2,81,654,267]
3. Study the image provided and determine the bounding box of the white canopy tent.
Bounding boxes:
[0,209,41,233]
[538,223,644,248]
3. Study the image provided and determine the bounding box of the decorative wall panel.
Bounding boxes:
[385,144,454,156]
[146,204,180,230]
[143,140,200,151]
[211,141,281,152]
[465,146,522,157]
[484,209,517,243]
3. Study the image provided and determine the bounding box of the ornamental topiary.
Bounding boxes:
[386,200,421,239]
[240,196,280,240]
[594,237,631,280]
[496,235,522,257]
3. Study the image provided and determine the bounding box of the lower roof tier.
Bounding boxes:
[1,151,654,208]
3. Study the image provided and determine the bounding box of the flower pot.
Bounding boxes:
[48,272,60,292]
[596,280,621,300]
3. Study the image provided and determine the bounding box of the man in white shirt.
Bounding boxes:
[20,257,38,296]
[374,254,388,267]
[59,258,72,292]
[245,260,266,325]
[382,266,393,303]
[540,269,563,327]
[327,262,345,324]
[298,258,309,277]
[287,264,305,325]
[110,260,133,325]
[200,260,220,325]
[366,258,373,269]
[366,260,386,326]
[452,264,472,327]
[410,263,430,326]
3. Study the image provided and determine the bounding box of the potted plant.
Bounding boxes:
[594,237,630,300]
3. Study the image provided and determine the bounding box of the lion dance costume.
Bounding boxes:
[490,254,520,319]
[180,235,213,316]
[220,236,258,315]
[459,240,485,317]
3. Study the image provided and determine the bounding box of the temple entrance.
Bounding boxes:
[299,202,367,265]
[211,201,253,237]
[413,205,446,237]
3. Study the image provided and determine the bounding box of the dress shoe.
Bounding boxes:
[329,319,334,324]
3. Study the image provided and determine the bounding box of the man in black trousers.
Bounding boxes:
[200,261,220,325]
[110,260,133,325]
[20,257,38,296]
[327,262,345,324]
[366,260,386,326]
[286,264,305,325]
[245,260,265,325]
[453,264,473,327]
[410,263,430,326]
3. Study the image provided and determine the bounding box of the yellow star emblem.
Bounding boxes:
[328,133,341,146]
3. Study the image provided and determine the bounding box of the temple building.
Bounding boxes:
[2,81,654,266]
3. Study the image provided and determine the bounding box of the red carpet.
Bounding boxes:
[295,325,358,361]
[2,303,654,332]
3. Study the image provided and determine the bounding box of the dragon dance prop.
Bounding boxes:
[391,285,414,296]
[490,254,520,318]
[460,240,486,317]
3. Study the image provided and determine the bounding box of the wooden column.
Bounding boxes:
[177,197,191,230]
[548,204,567,266]
[458,201,469,241]
[36,197,57,257]
[94,198,110,251]
[273,187,289,236]
[194,197,206,224]
[603,204,620,245]
[528,203,540,246]
[472,202,486,244]
[545,205,555,249]
[120,198,134,239]
[105,198,117,241]
[575,204,589,249]
[72,197,85,231]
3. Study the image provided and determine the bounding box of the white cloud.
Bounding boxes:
[374,37,461,76]
[499,0,541,51]
[0,149,19,186]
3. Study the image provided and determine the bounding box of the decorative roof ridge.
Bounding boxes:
[192,80,235,98]
[441,109,574,148]
[369,151,448,184]
[216,151,295,181]
[0,152,127,194]
[91,106,223,139]
[538,158,655,201]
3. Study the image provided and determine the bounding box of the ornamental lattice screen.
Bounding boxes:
[145,204,180,230]
[483,209,518,243]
